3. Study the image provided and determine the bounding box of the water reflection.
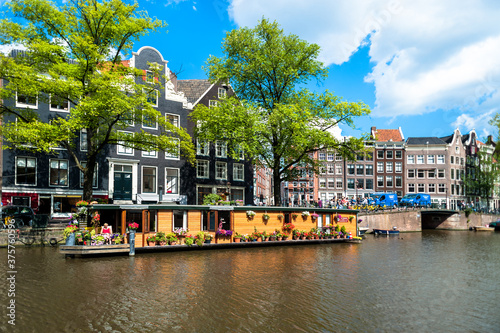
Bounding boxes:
[1,231,499,332]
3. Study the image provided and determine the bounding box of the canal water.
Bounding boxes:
[1,230,499,332]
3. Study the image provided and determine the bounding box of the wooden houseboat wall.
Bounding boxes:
[93,204,359,247]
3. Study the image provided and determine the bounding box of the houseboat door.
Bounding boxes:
[113,165,133,200]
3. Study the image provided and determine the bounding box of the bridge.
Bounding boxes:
[358,208,498,232]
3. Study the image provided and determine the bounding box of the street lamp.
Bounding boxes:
[445,187,448,210]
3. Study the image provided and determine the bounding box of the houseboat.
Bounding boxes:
[91,204,359,248]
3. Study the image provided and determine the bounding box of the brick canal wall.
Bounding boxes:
[0,226,65,247]
[359,210,498,232]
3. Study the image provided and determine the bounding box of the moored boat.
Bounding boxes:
[474,225,495,231]
[373,228,400,235]
[358,227,369,236]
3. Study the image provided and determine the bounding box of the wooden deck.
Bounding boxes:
[60,244,130,257]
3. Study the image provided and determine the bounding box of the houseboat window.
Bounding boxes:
[218,212,231,231]
[173,210,185,229]
[284,213,290,224]
[202,211,216,231]
[126,211,142,232]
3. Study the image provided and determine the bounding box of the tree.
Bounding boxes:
[0,0,194,201]
[191,18,370,206]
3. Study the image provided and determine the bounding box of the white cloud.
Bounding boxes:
[228,0,500,124]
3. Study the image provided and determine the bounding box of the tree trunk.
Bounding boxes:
[273,171,282,207]
[82,154,97,202]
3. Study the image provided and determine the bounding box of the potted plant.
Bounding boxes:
[235,199,243,206]
[156,231,167,245]
[233,232,242,243]
[246,210,256,219]
[112,234,123,245]
[203,193,222,205]
[63,224,79,245]
[302,211,310,218]
[204,233,213,244]
[340,226,347,238]
[349,216,355,223]
[292,213,298,220]
[184,235,195,246]
[146,234,156,246]
[166,232,178,245]
[173,227,188,238]
[195,231,205,246]
[282,222,295,233]
[128,222,139,231]
[216,229,233,238]
[75,200,88,207]
[262,213,270,221]
[334,214,341,223]
[292,229,301,240]
[277,214,284,220]
[311,213,319,220]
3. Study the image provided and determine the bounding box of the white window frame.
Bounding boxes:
[15,156,37,186]
[142,113,158,130]
[428,183,436,193]
[427,155,435,164]
[209,100,218,108]
[408,183,415,193]
[165,167,179,194]
[16,92,38,109]
[80,129,88,152]
[197,140,210,156]
[49,159,69,187]
[196,160,209,179]
[215,140,227,158]
[386,176,393,187]
[117,131,134,156]
[164,138,180,160]
[386,162,393,173]
[417,155,424,164]
[218,87,227,98]
[215,161,227,180]
[49,94,70,112]
[418,183,425,193]
[233,163,244,181]
[407,155,415,164]
[144,88,158,107]
[165,113,180,130]
[395,162,402,173]
[437,155,445,164]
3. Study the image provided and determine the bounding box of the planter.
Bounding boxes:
[160,241,167,246]
[234,238,241,243]
[282,237,288,241]
[170,241,177,246]
[204,239,212,244]
[269,236,276,241]
[256,237,262,242]
[277,237,282,241]
[65,233,76,246]
[147,241,155,246]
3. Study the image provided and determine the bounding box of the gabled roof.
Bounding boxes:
[406,137,446,145]
[371,128,404,142]
[176,79,213,105]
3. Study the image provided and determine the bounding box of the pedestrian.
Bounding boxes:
[318,198,323,208]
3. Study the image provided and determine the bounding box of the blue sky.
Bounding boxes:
[3,0,499,141]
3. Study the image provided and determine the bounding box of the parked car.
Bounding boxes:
[400,194,432,207]
[1,205,36,228]
[370,193,398,208]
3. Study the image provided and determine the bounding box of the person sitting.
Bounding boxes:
[101,223,112,244]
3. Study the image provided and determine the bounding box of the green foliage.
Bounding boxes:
[202,193,222,205]
[464,208,473,218]
[0,0,194,200]
[191,18,370,205]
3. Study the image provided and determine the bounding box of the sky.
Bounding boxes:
[2,0,499,142]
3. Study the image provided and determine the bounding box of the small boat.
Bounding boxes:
[373,228,400,235]
[358,227,369,236]
[474,225,495,232]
